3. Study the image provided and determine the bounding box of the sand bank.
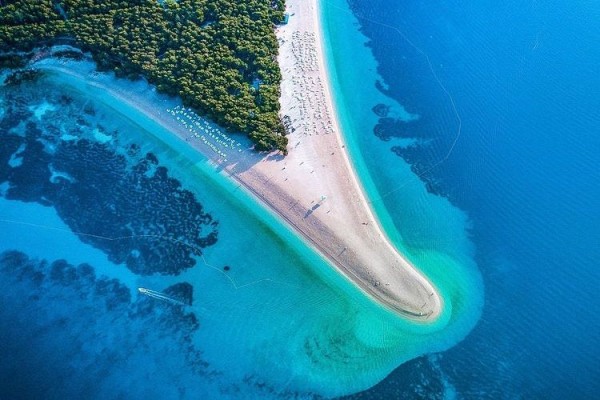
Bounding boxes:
[29,0,442,320]
[271,0,442,319]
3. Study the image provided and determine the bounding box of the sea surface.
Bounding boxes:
[0,66,438,399]
[320,0,600,398]
[0,62,474,398]
[0,0,598,399]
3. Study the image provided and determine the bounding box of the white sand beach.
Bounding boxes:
[32,0,442,320]
[267,0,442,319]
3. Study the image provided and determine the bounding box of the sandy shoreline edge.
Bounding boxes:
[24,0,442,320]
[275,0,442,320]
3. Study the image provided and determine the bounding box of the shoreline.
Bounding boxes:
[23,0,442,320]
[274,0,442,319]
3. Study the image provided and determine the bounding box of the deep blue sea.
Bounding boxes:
[320,0,600,398]
[0,62,476,398]
[1,0,599,398]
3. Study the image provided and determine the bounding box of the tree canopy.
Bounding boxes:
[0,0,288,152]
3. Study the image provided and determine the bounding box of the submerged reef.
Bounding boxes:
[0,87,218,275]
[0,250,211,398]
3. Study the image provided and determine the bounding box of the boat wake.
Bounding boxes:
[137,287,189,306]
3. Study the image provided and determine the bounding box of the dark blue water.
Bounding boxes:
[2,63,482,399]
[2,1,599,397]
[339,0,600,398]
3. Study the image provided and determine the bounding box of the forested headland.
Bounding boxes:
[0,0,288,152]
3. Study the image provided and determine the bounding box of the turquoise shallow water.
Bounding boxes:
[1,55,480,398]
[6,0,594,396]
[322,0,600,398]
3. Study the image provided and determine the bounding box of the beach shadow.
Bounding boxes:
[304,203,321,218]
[265,153,285,162]
[216,147,285,175]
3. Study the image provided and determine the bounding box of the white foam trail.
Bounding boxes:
[137,287,188,306]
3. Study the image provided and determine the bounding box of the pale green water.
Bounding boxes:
[0,56,482,397]
[83,53,480,393]
[319,0,484,370]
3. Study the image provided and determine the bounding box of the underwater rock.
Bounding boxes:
[372,103,390,118]
[164,282,194,306]
[373,117,405,141]
[0,91,219,276]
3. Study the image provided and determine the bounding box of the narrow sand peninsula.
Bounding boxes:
[269,0,442,319]
[31,0,442,320]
